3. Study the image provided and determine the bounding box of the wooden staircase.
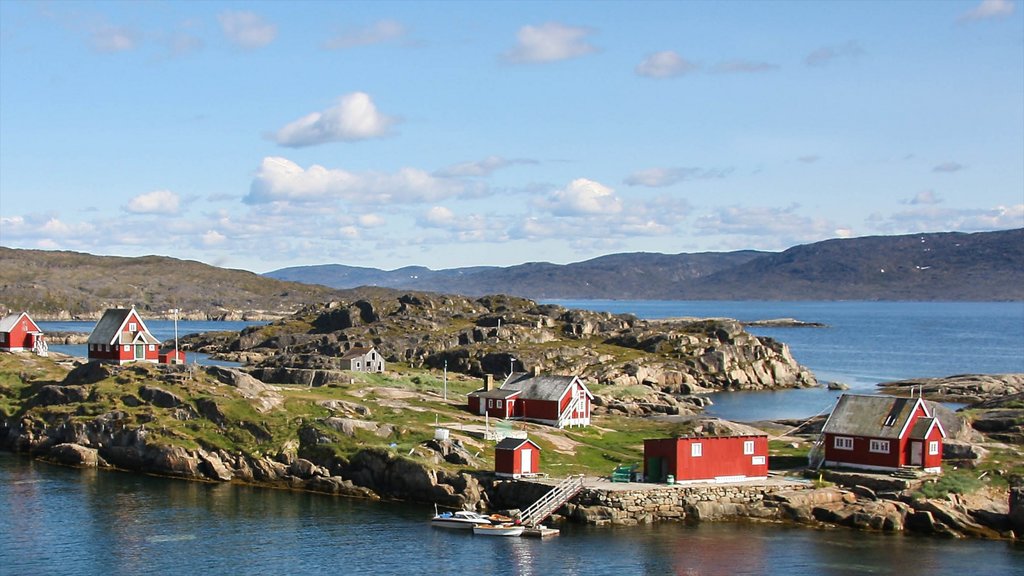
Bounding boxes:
[519,474,585,527]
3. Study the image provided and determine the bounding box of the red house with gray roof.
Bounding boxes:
[468,371,592,428]
[87,307,162,364]
[0,312,44,353]
[819,393,945,473]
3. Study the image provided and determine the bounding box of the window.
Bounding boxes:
[129,322,137,332]
[123,345,130,352]
[834,436,853,450]
[691,443,703,457]
[497,400,503,409]
[752,456,766,466]
[743,440,755,455]
[148,345,155,351]
[929,441,939,456]
[869,439,890,453]
[0,333,5,343]
[487,399,493,408]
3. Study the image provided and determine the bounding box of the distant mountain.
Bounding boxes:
[265,229,1024,301]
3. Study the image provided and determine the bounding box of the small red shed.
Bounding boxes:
[0,312,44,353]
[159,349,187,365]
[494,437,541,479]
[644,435,769,484]
[820,393,945,473]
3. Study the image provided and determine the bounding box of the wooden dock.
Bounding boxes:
[522,526,560,538]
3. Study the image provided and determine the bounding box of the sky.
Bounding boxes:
[1,1,1022,274]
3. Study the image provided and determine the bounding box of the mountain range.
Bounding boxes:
[266,228,1024,301]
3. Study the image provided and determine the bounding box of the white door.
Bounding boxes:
[910,442,922,466]
[520,448,533,475]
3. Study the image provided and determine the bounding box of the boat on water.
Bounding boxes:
[472,523,525,537]
[430,509,494,529]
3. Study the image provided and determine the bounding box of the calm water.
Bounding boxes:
[38,320,264,367]
[547,301,1024,421]
[1,454,1021,576]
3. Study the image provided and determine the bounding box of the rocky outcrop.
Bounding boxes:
[877,374,1024,405]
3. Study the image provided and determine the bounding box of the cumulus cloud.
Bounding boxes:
[624,167,733,187]
[436,156,537,178]
[906,190,943,205]
[201,230,226,246]
[124,190,181,215]
[323,20,407,49]
[711,60,779,74]
[91,25,137,52]
[245,157,472,206]
[804,41,862,67]
[932,161,965,173]
[540,178,622,216]
[959,0,1015,21]
[635,51,700,78]
[503,22,597,63]
[218,11,277,49]
[271,92,397,147]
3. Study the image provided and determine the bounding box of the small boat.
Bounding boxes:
[430,508,494,529]
[472,523,525,537]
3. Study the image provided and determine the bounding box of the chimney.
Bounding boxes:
[483,374,493,391]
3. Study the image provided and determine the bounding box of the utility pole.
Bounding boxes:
[172,308,179,364]
[443,359,448,401]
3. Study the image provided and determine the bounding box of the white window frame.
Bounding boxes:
[834,436,854,451]
[497,399,503,409]
[148,344,155,351]
[129,322,137,332]
[928,441,939,455]
[743,440,755,455]
[752,456,766,466]
[123,345,131,352]
[691,443,702,457]
[869,439,890,453]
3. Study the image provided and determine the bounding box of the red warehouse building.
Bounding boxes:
[819,394,945,473]
[494,437,541,478]
[87,307,162,364]
[0,312,44,353]
[643,435,769,484]
[468,371,592,428]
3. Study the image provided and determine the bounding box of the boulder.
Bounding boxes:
[199,451,233,481]
[139,385,183,408]
[33,385,89,406]
[49,443,102,467]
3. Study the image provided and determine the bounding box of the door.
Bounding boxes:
[646,457,663,483]
[910,441,922,466]
[135,344,145,360]
[520,448,533,475]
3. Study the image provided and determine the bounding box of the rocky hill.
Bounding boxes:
[266,229,1024,301]
[0,247,344,319]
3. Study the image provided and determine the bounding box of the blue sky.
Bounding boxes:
[1,0,1021,273]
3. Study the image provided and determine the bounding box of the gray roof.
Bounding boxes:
[87,308,159,346]
[499,372,592,402]
[0,312,36,333]
[908,417,942,440]
[340,347,375,360]
[495,437,540,451]
[821,394,925,440]
[472,388,520,400]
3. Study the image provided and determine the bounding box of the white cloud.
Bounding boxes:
[218,11,277,49]
[436,156,536,178]
[694,205,839,245]
[870,204,1024,233]
[711,60,779,74]
[804,41,862,67]
[358,214,386,228]
[503,22,597,64]
[91,25,137,53]
[624,167,733,187]
[959,0,1015,21]
[201,230,226,246]
[906,190,943,205]
[932,161,965,173]
[323,20,407,49]
[635,51,700,78]
[540,178,622,216]
[422,206,456,227]
[271,92,397,147]
[124,190,181,215]
[245,157,472,206]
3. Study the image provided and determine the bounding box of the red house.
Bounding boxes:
[819,394,945,473]
[87,307,162,364]
[0,312,45,353]
[643,435,769,484]
[494,437,541,478]
[468,372,593,428]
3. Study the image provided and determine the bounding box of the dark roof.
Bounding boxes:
[499,372,591,402]
[340,347,375,360]
[470,388,521,400]
[908,417,945,440]
[821,394,926,440]
[87,308,159,346]
[495,437,540,451]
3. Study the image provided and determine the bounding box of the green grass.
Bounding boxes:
[915,468,986,499]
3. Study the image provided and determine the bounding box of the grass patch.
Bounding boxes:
[915,468,985,499]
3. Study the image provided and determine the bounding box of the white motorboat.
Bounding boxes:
[472,523,525,537]
[430,509,494,529]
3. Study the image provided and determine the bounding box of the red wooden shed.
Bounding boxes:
[494,437,541,479]
[0,312,44,353]
[819,393,945,473]
[643,435,769,484]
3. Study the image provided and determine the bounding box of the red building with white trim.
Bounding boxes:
[494,437,541,478]
[820,394,945,473]
[0,312,44,353]
[468,372,592,428]
[643,435,769,484]
[87,307,162,364]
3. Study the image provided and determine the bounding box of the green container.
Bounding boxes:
[666,474,675,485]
